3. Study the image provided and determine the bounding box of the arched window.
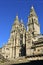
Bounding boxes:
[20,34,23,46]
[32,18,34,35]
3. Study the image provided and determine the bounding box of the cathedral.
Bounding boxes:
[1,6,43,60]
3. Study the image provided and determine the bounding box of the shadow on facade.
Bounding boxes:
[11,60,43,65]
[20,44,26,56]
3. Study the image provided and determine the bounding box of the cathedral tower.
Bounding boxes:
[27,6,40,36]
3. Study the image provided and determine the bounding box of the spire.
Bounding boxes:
[29,6,37,17]
[20,19,25,28]
[31,6,34,10]
[16,15,18,20]
[21,19,23,24]
[14,15,19,24]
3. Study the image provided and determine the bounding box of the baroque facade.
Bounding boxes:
[2,6,43,60]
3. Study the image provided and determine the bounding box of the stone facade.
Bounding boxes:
[1,6,43,60]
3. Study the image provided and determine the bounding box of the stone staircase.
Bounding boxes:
[0,56,43,65]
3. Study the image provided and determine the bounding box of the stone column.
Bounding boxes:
[14,36,16,46]
[16,33,20,58]
[14,47,16,58]
[23,34,25,45]
[13,47,15,58]
[10,47,13,59]
[26,32,32,56]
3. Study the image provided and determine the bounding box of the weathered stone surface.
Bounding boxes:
[1,6,43,63]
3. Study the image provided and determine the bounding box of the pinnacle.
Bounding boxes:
[13,15,19,25]
[30,6,37,17]
[21,19,23,23]
[16,15,18,20]
[31,6,34,10]
[30,6,35,12]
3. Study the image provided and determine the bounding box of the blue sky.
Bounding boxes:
[0,0,43,48]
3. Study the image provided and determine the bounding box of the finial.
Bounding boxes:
[14,15,19,24]
[16,15,18,20]
[31,6,34,9]
[21,19,23,23]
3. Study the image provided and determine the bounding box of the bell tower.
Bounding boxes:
[27,6,40,36]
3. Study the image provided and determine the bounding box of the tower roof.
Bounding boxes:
[16,15,18,20]
[20,19,23,24]
[20,19,24,26]
[29,6,37,17]
[31,6,34,10]
[14,15,19,24]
